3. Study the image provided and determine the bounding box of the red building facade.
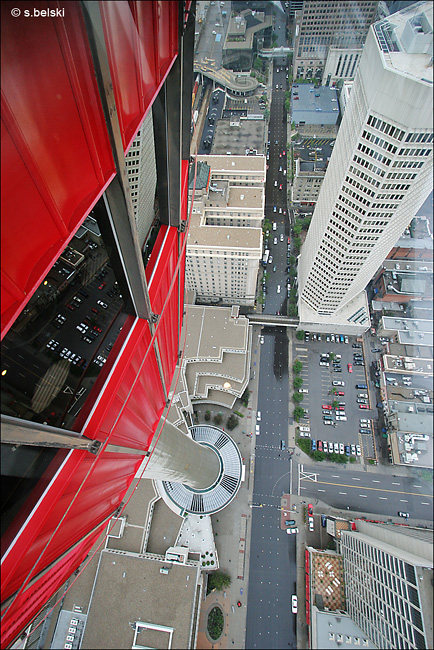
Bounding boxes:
[1,1,194,645]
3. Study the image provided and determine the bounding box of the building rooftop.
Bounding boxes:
[374,1,433,85]
[197,154,266,174]
[309,549,345,612]
[187,213,262,250]
[292,84,340,126]
[313,609,376,650]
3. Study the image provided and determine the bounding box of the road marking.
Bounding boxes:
[332,475,340,478]
[421,502,429,505]
[351,478,361,481]
[372,480,380,483]
[306,479,432,498]
[399,499,408,503]
[392,482,400,485]
[338,492,347,495]
[413,485,421,488]
[359,495,367,498]
[318,489,325,492]
[379,497,387,500]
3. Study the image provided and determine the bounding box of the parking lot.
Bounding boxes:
[293,333,377,460]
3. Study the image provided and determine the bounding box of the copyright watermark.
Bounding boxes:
[10,7,65,18]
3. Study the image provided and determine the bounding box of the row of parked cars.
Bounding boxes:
[311,439,361,456]
[305,332,351,344]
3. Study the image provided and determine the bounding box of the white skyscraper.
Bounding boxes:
[298,1,433,333]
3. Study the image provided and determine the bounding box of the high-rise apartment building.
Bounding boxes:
[340,520,433,649]
[298,1,433,333]
[1,2,243,646]
[293,1,378,85]
[186,155,266,306]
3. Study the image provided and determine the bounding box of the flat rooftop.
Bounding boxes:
[81,551,199,649]
[292,84,340,126]
[184,305,249,361]
[197,154,266,173]
[187,213,262,250]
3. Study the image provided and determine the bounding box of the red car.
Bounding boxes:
[337,391,345,396]
[337,406,345,411]
[98,282,106,290]
[359,404,368,409]
[283,150,286,155]
[287,237,291,243]
[308,504,313,515]
[279,184,282,190]
[279,153,282,158]
[322,404,332,410]
[317,440,323,452]
[347,363,353,373]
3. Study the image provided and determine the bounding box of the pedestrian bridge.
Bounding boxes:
[247,313,299,328]
[258,46,293,59]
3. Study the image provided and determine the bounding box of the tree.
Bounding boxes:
[288,268,297,279]
[289,255,296,266]
[208,571,231,593]
[226,414,239,431]
[296,330,305,340]
[293,392,303,402]
[302,217,311,230]
[288,304,298,317]
[293,222,302,236]
[293,360,303,374]
[284,99,291,113]
[241,388,250,407]
[214,413,223,426]
[257,295,265,304]
[253,57,262,71]
[289,287,297,301]
[205,410,211,421]
[263,218,272,232]
[332,400,339,409]
[293,236,302,251]
[329,352,336,361]
[293,406,305,421]
[293,376,303,389]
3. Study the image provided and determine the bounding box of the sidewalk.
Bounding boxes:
[195,325,262,649]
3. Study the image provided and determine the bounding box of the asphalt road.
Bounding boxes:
[296,462,433,521]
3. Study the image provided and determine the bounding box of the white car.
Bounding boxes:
[277,285,281,293]
[274,180,278,186]
[257,411,261,422]
[97,300,107,309]
[280,234,284,241]
[273,206,277,213]
[260,335,264,344]
[274,237,278,245]
[333,442,339,454]
[291,595,298,614]
[299,388,308,394]
[279,208,282,214]
[351,444,356,455]
[272,222,277,230]
[300,431,311,437]
[339,443,345,455]
[308,517,314,531]
[255,424,260,435]
[323,420,332,426]
[287,528,299,535]
[332,380,345,386]
[323,441,328,453]
[300,426,310,432]
[335,415,347,422]
[356,445,361,456]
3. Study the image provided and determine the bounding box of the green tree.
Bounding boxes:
[293,392,303,402]
[207,571,231,593]
[226,414,239,431]
[302,217,311,230]
[257,295,265,305]
[214,413,223,426]
[329,352,336,361]
[205,410,211,421]
[296,330,305,340]
[284,98,291,113]
[253,57,262,71]
[263,108,270,121]
[288,304,298,317]
[293,222,302,236]
[241,388,250,407]
[288,268,297,279]
[293,360,303,374]
[293,236,302,251]
[293,376,303,389]
[263,218,272,232]
[289,287,297,301]
[332,400,339,409]
[293,406,305,421]
[289,255,296,266]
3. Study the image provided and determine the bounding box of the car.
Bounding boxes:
[345,445,350,456]
[333,368,342,372]
[335,415,347,421]
[360,428,371,434]
[274,237,278,245]
[279,184,282,190]
[274,180,277,187]
[332,380,345,386]
[359,419,369,424]
[344,336,349,344]
[287,528,299,535]
[280,234,284,242]
[319,361,329,367]
[337,391,345,396]
[356,445,361,456]
[96,300,107,309]
[268,256,273,263]
[91,308,99,315]
[98,282,106,290]
[357,398,367,404]
[333,442,339,454]
[255,424,260,435]
[336,406,345,411]
[308,517,314,532]
[311,440,316,451]
[358,393,368,399]
[339,443,345,455]
[273,206,277,213]
[280,439,286,451]
[352,343,362,348]
[277,285,281,293]
[398,511,409,519]
[260,335,264,344]
[359,404,368,409]
[322,404,332,410]
[256,411,261,422]
[66,303,75,311]
[356,383,367,389]
[323,441,328,453]
[331,334,335,342]
[285,520,296,526]
[323,420,332,425]
[317,440,323,452]
[299,388,308,394]
[307,504,313,515]
[321,514,327,527]
[300,431,311,437]
[347,364,353,373]
[275,84,279,90]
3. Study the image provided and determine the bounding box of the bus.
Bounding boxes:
[262,249,270,266]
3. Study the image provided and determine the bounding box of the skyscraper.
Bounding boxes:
[293,0,378,85]
[1,2,242,646]
[298,1,433,333]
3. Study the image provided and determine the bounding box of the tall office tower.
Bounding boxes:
[340,520,433,649]
[298,1,433,334]
[1,2,241,646]
[186,155,265,306]
[293,0,378,86]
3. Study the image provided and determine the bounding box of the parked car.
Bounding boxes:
[322,404,332,410]
[356,445,361,456]
[398,511,409,519]
[359,404,368,409]
[287,527,299,535]
[285,520,296,526]
[307,504,313,515]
